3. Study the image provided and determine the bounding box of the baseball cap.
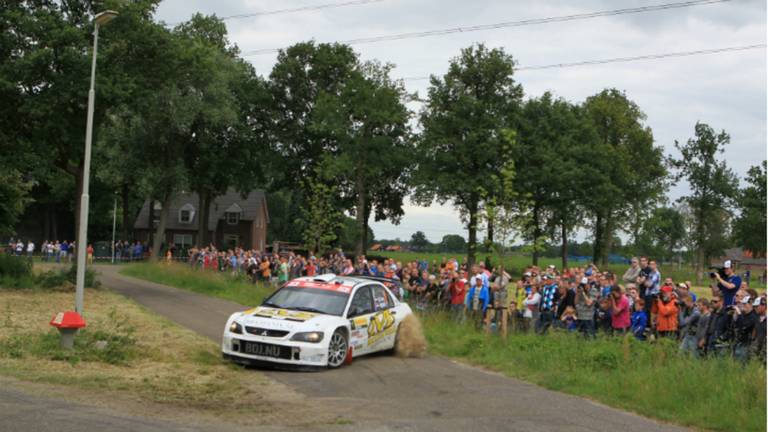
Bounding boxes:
[548,264,555,269]
[740,295,751,304]
[753,297,766,307]
[542,275,550,280]
[724,260,732,269]
[580,277,588,285]
[524,272,532,277]
[677,283,688,289]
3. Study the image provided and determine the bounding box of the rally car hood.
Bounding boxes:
[237,306,340,332]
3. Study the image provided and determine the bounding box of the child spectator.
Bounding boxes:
[609,285,630,335]
[631,298,648,340]
[559,306,577,331]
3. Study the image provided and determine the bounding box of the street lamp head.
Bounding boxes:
[94,10,119,27]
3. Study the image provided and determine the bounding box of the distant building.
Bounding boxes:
[133,189,268,251]
[712,247,767,272]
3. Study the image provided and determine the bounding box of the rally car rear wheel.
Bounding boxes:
[327,329,348,368]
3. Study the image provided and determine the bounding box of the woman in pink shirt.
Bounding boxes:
[610,285,631,335]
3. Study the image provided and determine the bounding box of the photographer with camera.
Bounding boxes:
[575,277,598,338]
[710,260,742,306]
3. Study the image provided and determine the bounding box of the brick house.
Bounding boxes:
[133,189,269,251]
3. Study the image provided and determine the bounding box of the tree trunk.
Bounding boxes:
[561,221,568,270]
[602,211,614,266]
[121,184,131,241]
[354,172,366,257]
[593,211,604,264]
[197,190,211,247]
[532,202,541,266]
[43,204,51,241]
[486,214,494,246]
[467,197,479,269]
[151,192,172,260]
[362,200,372,258]
[51,208,58,241]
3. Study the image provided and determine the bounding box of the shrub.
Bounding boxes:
[36,265,100,289]
[0,254,32,278]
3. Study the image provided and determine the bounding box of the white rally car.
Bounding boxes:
[222,274,413,368]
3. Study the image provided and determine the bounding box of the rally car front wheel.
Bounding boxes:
[327,329,348,368]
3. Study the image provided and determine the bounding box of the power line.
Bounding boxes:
[399,43,766,82]
[241,0,730,56]
[166,0,384,26]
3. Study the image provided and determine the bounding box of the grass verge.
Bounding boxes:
[0,287,331,426]
[120,262,270,306]
[421,313,766,432]
[119,262,767,431]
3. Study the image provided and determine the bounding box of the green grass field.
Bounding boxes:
[120,262,767,432]
[369,250,767,290]
[120,263,272,306]
[423,313,765,432]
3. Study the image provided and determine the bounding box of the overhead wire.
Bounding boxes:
[165,0,385,26]
[399,43,767,82]
[240,0,731,56]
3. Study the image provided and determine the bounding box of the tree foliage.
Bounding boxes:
[732,161,766,256]
[415,44,522,267]
[671,122,739,279]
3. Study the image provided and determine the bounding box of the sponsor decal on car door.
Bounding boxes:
[348,286,375,355]
[368,285,398,349]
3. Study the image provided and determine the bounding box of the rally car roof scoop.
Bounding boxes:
[312,274,337,283]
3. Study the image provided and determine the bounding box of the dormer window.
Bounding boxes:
[179,203,195,224]
[224,203,242,225]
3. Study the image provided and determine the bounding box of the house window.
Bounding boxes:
[173,234,193,248]
[179,210,191,223]
[179,203,195,224]
[226,212,240,225]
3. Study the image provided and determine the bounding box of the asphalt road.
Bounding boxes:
[3,265,689,432]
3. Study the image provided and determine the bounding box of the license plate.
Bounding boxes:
[240,340,291,359]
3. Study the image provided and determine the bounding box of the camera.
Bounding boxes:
[709,266,726,279]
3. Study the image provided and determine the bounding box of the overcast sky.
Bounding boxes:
[156,0,767,243]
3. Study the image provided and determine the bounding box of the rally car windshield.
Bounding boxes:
[262,286,349,316]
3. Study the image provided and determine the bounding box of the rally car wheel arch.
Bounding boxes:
[327,328,348,369]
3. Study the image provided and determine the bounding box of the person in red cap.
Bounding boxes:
[655,284,679,338]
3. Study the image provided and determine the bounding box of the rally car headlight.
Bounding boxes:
[290,331,324,343]
[229,322,243,334]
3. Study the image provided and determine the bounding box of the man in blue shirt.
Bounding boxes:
[711,260,742,306]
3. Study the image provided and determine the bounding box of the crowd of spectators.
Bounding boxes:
[181,245,765,364]
[5,237,765,363]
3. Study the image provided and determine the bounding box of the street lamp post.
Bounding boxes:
[75,10,118,314]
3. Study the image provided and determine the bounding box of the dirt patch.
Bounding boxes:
[0,289,336,428]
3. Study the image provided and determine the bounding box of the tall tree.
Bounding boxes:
[313,60,413,256]
[515,93,598,267]
[176,14,271,247]
[268,42,359,250]
[732,161,766,256]
[583,89,665,265]
[671,122,739,282]
[415,44,522,268]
